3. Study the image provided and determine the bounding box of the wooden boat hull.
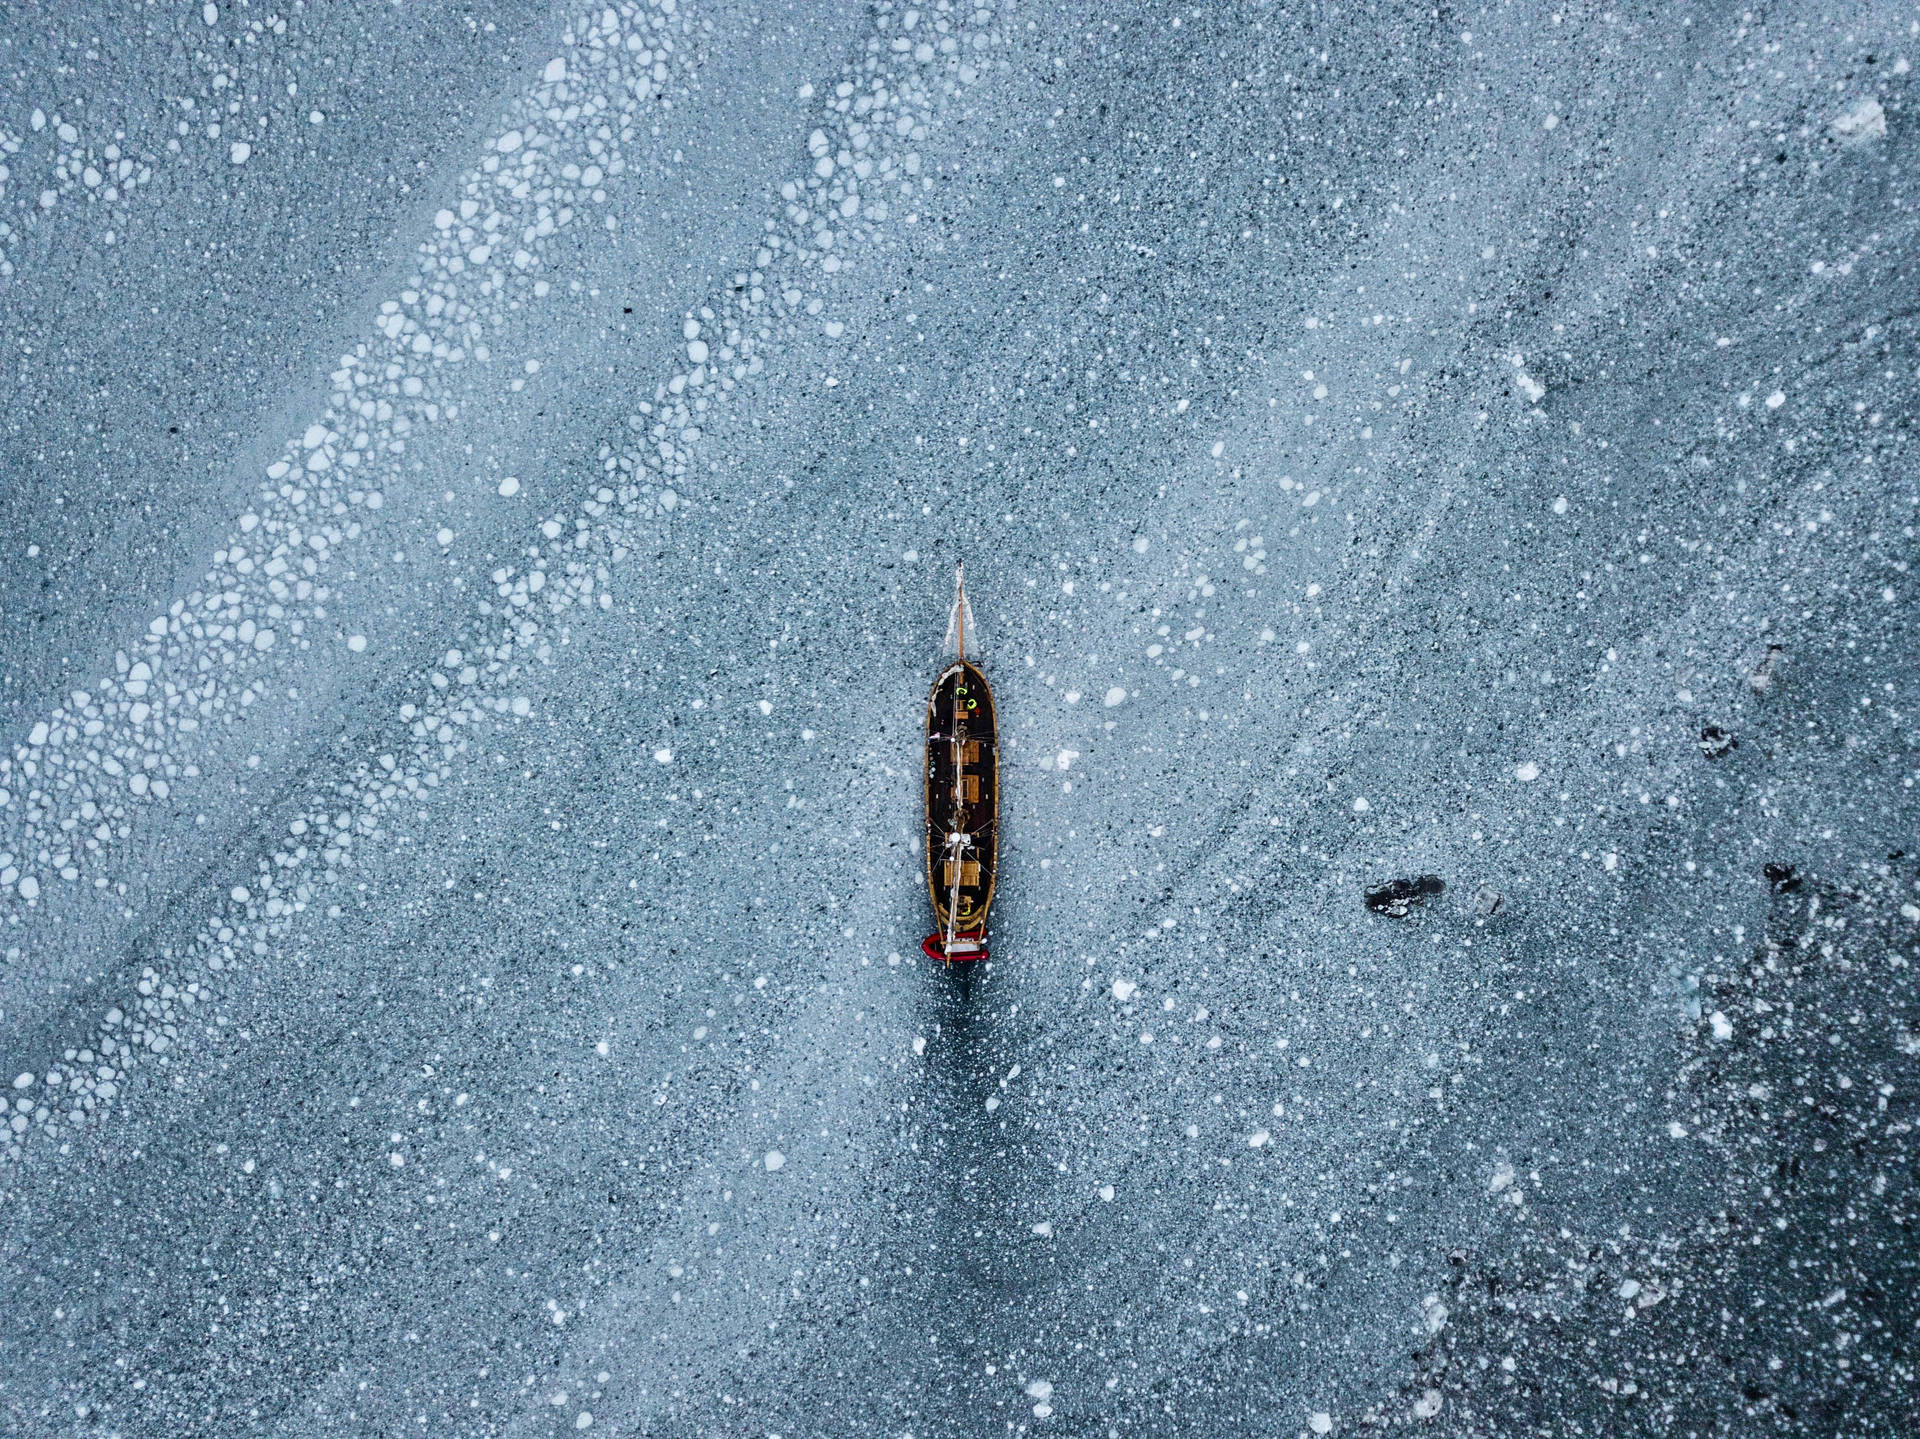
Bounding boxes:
[924,659,997,959]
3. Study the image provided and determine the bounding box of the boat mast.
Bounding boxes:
[944,563,968,957]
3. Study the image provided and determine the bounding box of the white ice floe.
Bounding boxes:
[1831,97,1887,146]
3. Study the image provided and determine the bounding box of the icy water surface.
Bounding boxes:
[2,2,1917,1435]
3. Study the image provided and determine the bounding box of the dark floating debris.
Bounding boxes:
[1474,883,1504,917]
[1763,862,1801,894]
[1364,875,1445,917]
[1698,724,1737,759]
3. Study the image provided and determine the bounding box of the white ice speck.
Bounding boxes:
[1111,979,1136,1002]
[12,1073,32,1091]
[574,1413,593,1430]
[1765,391,1785,410]
[653,747,672,765]
[1668,1121,1688,1138]
[1132,536,1150,553]
[229,142,251,165]
[498,476,521,497]
[1309,1414,1333,1436]
[1248,1129,1270,1148]
[17,876,39,901]
[497,130,524,154]
[1553,496,1569,514]
[1413,1390,1443,1419]
[544,57,567,83]
[1098,1184,1115,1201]
[1514,761,1541,782]
[763,1150,785,1171]
[202,2,217,23]
[347,634,367,653]
[1709,1011,1733,1042]
[1102,686,1127,707]
[1030,1221,1053,1237]
[1351,797,1369,813]
[1026,1380,1054,1400]
[389,1151,405,1168]
[687,339,709,364]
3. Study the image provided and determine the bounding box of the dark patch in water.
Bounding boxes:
[1364,875,1445,917]
[1763,863,1801,894]
[1698,724,1737,759]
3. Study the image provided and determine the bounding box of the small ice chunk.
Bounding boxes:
[497,130,524,154]
[347,635,367,653]
[544,57,567,83]
[229,142,251,165]
[12,1073,33,1090]
[1111,979,1136,1002]
[1248,1129,1270,1148]
[1709,1011,1733,1042]
[1351,797,1369,813]
[498,477,521,497]
[687,339,709,364]
[1831,97,1887,145]
[763,1150,785,1171]
[1309,1415,1333,1436]
[653,747,672,765]
[1102,686,1127,707]
[1514,761,1541,782]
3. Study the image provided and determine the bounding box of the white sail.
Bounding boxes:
[943,564,982,657]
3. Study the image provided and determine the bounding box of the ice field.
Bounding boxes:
[1,2,1917,1434]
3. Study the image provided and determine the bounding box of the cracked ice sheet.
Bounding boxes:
[3,2,1920,1437]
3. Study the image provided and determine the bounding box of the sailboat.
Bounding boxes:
[922,565,997,964]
